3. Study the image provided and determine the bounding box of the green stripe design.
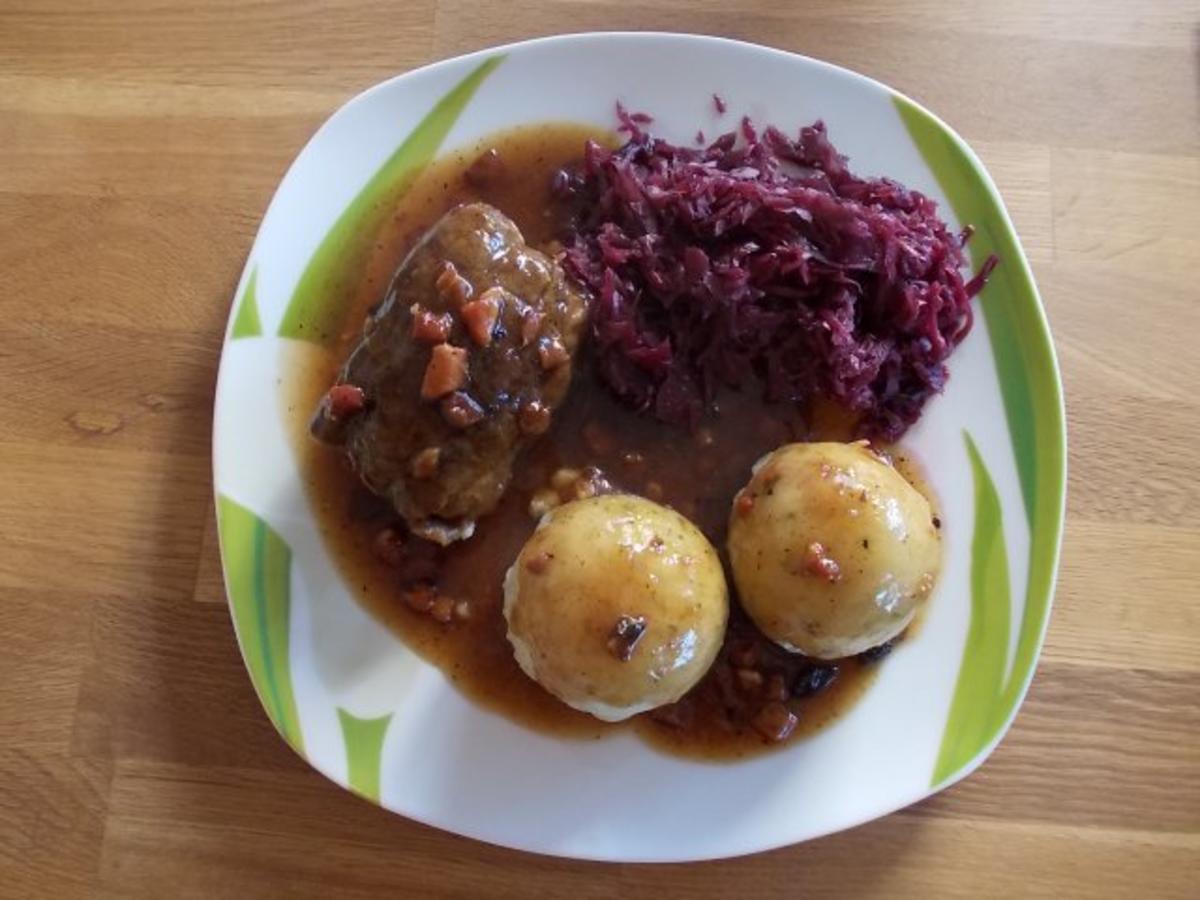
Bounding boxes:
[337,709,394,802]
[230,267,262,339]
[894,96,1066,786]
[933,433,1012,783]
[217,495,304,751]
[278,55,505,345]
[218,58,504,785]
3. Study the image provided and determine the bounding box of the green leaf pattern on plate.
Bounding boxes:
[220,62,506,787]
[932,432,1012,784]
[894,96,1066,785]
[217,495,304,752]
[230,267,262,339]
[337,709,394,802]
[277,55,505,345]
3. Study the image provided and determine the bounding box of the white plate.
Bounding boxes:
[213,32,1066,861]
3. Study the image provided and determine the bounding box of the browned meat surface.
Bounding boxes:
[312,202,588,544]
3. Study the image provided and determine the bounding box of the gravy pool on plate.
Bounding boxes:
[285,123,942,760]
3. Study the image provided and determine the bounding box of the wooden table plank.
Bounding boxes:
[1,1,1197,896]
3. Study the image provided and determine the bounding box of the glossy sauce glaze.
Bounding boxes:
[285,123,938,760]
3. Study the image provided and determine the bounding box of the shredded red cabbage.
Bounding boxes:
[561,108,997,440]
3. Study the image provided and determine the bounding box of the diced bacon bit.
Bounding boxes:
[421,343,468,400]
[439,391,485,428]
[607,615,648,662]
[764,672,790,702]
[525,551,552,574]
[464,147,505,187]
[430,594,455,623]
[324,384,365,421]
[537,334,570,370]
[435,261,473,309]
[372,526,406,567]
[401,583,465,625]
[461,288,505,347]
[435,261,458,292]
[735,491,755,516]
[752,701,798,742]
[401,585,436,613]
[801,541,842,582]
[410,446,441,479]
[517,399,551,435]
[519,306,544,346]
[735,668,764,692]
[410,305,453,344]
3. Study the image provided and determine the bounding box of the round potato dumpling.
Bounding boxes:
[504,494,729,721]
[728,442,940,659]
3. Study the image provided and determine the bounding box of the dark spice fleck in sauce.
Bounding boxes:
[285,123,936,761]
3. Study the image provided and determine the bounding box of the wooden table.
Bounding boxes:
[2,2,1197,896]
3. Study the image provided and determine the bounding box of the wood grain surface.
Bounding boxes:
[2,1,1198,897]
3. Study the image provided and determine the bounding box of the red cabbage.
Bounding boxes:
[561,110,997,440]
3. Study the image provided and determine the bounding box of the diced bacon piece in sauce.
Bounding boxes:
[421,344,468,400]
[325,384,365,421]
[440,391,485,428]
[464,147,505,187]
[518,399,551,435]
[538,334,570,370]
[411,305,453,344]
[752,701,798,742]
[435,261,473,309]
[461,288,507,347]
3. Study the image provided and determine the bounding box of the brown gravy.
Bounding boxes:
[284,123,935,761]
